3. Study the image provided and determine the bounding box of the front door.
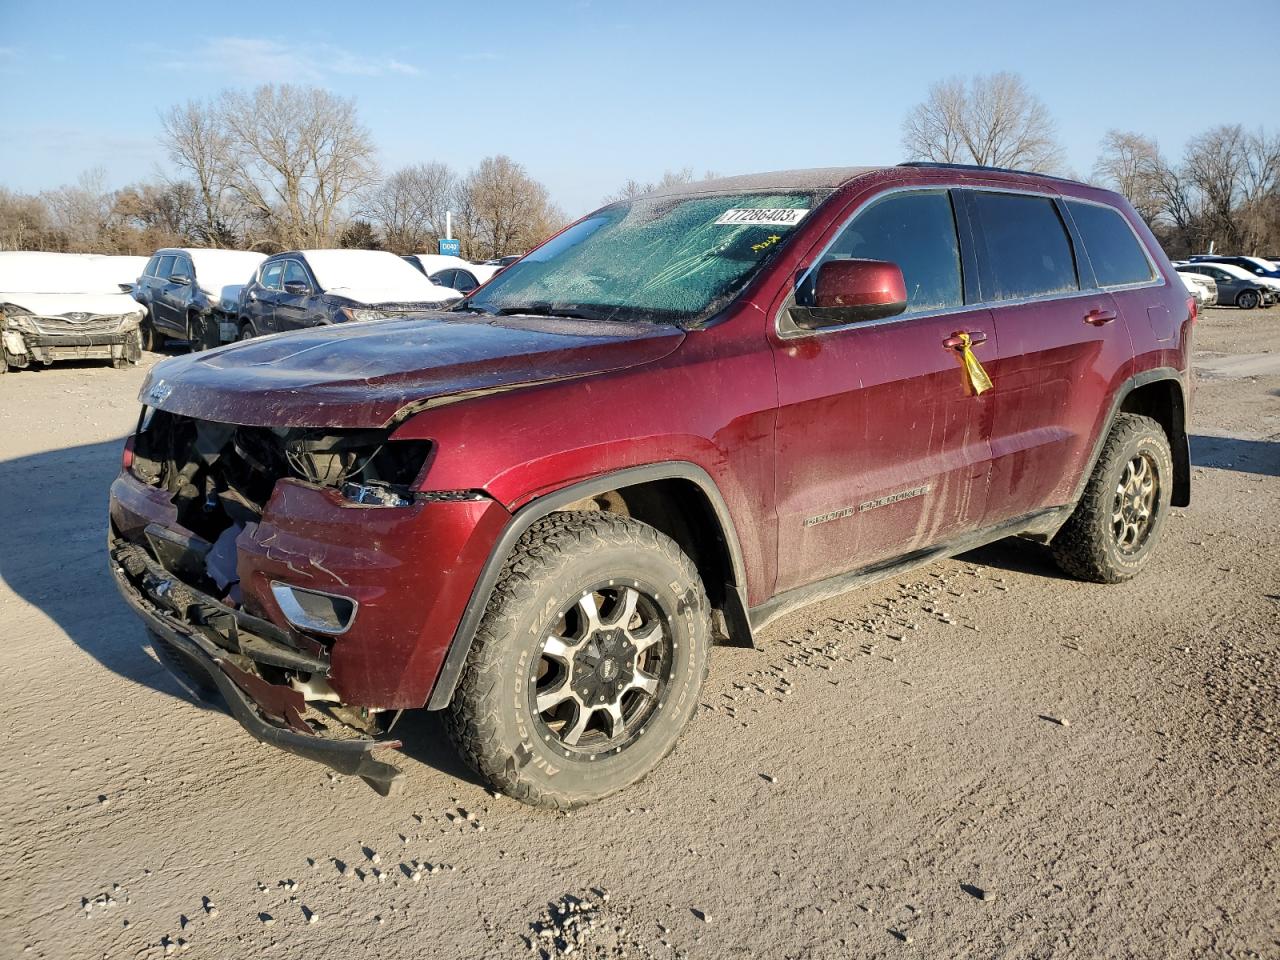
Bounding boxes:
[247,261,284,333]
[771,188,995,594]
[274,259,319,332]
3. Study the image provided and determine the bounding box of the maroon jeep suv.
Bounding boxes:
[109,163,1194,807]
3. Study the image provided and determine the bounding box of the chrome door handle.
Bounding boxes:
[1084,308,1117,325]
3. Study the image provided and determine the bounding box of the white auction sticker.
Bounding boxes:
[714,208,809,226]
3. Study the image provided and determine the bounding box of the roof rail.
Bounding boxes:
[898,161,1081,185]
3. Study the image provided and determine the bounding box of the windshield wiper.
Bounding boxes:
[493,302,614,322]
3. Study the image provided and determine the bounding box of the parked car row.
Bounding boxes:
[2,245,520,371]
[1173,258,1279,309]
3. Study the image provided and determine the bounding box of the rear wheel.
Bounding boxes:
[237,322,255,342]
[1237,289,1260,309]
[1051,414,1173,583]
[445,512,710,808]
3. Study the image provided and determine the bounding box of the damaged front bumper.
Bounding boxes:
[4,328,141,365]
[109,535,406,795]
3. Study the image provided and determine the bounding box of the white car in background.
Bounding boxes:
[0,252,145,371]
[1178,270,1218,307]
[402,254,501,294]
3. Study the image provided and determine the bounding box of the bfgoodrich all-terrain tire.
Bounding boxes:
[1051,413,1174,584]
[445,511,711,809]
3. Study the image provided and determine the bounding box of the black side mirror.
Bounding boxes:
[283,280,310,296]
[168,274,190,286]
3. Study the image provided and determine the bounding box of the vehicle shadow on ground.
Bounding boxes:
[958,536,1067,581]
[1190,434,1280,478]
[0,437,203,706]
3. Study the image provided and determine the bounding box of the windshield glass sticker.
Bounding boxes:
[715,208,809,227]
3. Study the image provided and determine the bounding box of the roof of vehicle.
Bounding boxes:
[1182,261,1260,281]
[0,251,134,294]
[286,248,458,303]
[638,163,1092,201]
[408,253,476,274]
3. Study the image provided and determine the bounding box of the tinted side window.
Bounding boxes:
[973,192,1078,300]
[455,270,479,292]
[801,190,963,315]
[144,255,160,277]
[170,256,193,280]
[156,255,176,279]
[1066,200,1154,288]
[260,262,285,291]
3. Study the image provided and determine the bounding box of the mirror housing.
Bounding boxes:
[283,280,310,296]
[168,274,190,286]
[792,258,908,329]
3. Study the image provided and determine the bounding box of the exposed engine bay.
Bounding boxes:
[128,408,431,601]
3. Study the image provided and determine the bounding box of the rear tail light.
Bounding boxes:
[121,435,136,472]
[1187,296,1198,324]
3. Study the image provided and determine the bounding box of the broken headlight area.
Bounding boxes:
[126,409,432,602]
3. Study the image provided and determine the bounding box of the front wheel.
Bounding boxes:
[1051,413,1173,583]
[445,512,710,808]
[1237,289,1260,310]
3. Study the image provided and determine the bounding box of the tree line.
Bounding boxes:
[0,84,565,260]
[2,76,1276,260]
[903,73,1279,256]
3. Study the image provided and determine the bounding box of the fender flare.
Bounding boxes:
[1069,366,1191,510]
[425,461,749,710]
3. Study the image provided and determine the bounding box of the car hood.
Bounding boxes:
[139,312,685,428]
[1,291,141,316]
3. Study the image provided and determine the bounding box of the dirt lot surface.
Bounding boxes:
[2,308,1277,960]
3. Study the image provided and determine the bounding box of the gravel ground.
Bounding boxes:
[1,308,1277,960]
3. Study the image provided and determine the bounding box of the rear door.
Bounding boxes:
[966,189,1135,524]
[771,187,995,593]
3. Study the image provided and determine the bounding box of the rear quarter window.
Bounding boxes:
[972,192,1078,301]
[1066,200,1155,288]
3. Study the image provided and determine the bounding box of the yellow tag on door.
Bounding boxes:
[955,332,993,397]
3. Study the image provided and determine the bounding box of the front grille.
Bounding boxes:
[31,314,126,336]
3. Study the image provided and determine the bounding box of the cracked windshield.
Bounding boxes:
[462,192,826,323]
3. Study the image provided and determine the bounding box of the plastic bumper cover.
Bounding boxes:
[109,535,405,795]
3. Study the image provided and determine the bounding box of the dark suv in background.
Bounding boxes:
[110,163,1194,808]
[237,249,461,338]
[133,248,266,350]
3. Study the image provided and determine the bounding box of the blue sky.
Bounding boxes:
[1,0,1275,217]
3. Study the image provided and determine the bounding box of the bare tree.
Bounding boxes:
[0,187,55,251]
[457,155,563,260]
[363,162,457,253]
[40,169,115,252]
[160,99,238,245]
[217,84,378,249]
[902,73,1063,172]
[1092,130,1165,223]
[602,168,719,204]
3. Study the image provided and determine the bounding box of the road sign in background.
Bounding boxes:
[438,238,461,256]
